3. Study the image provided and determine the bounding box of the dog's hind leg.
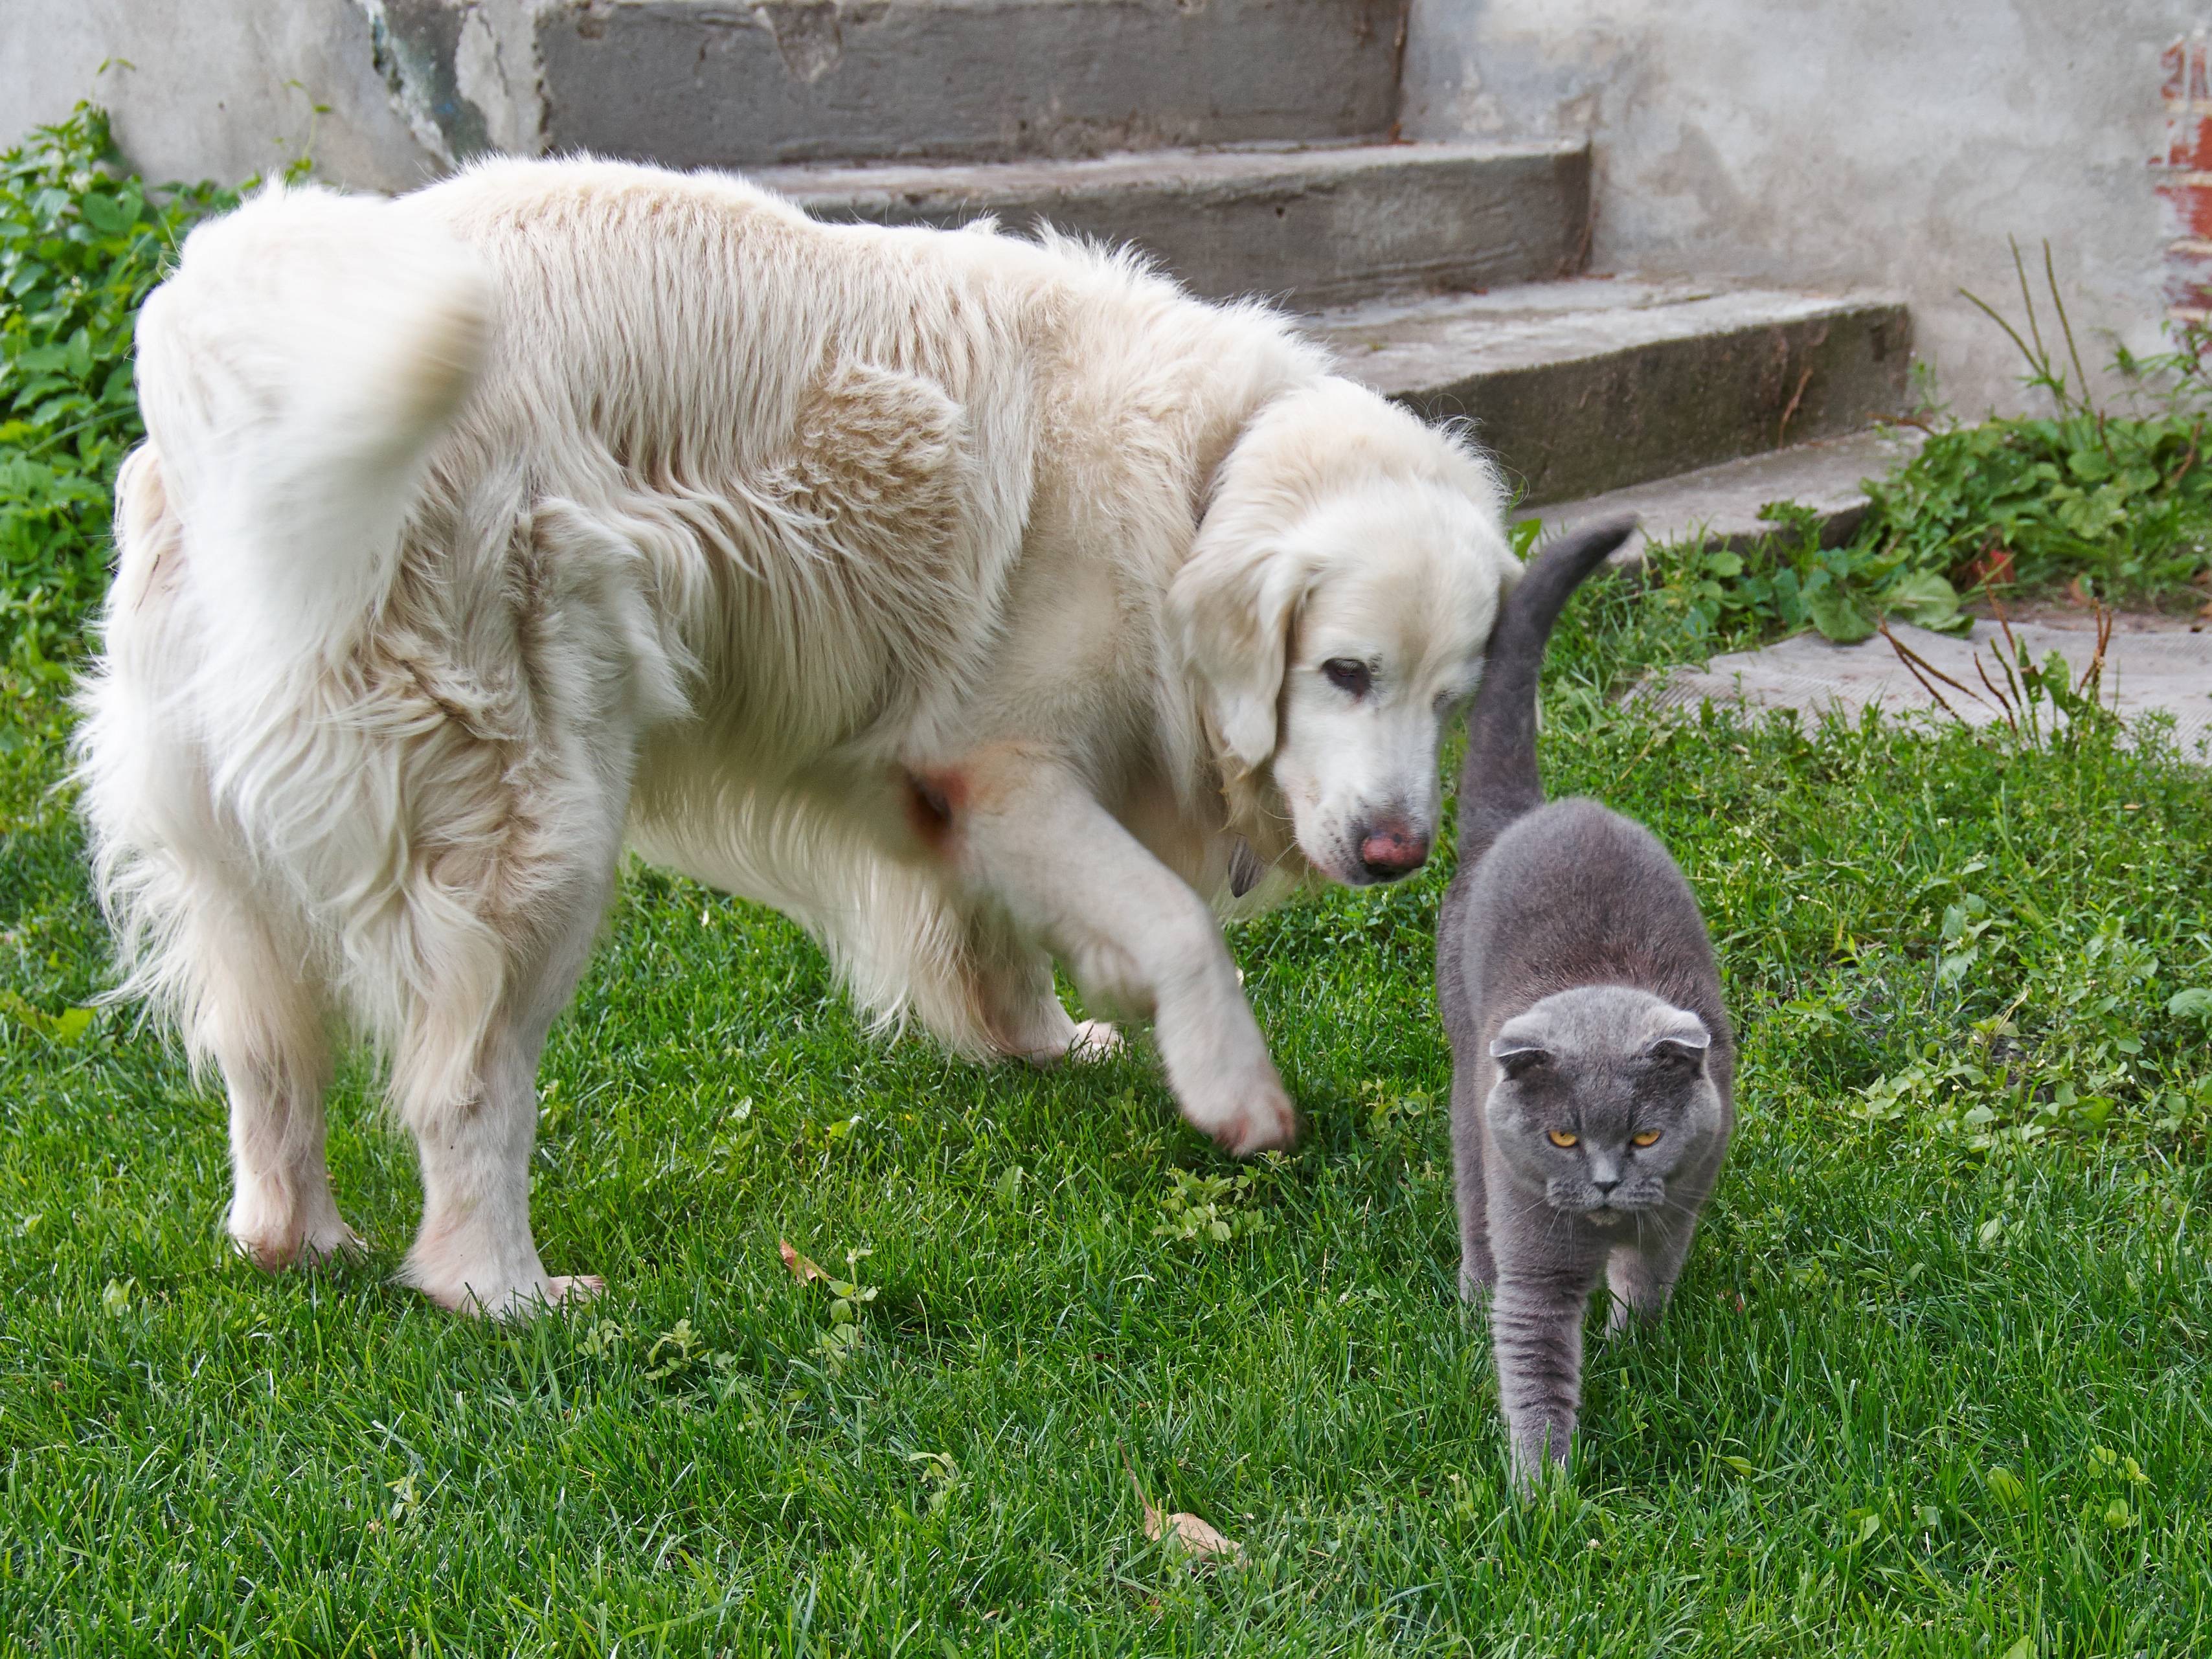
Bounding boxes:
[965,910,1122,1065]
[186,894,359,1270]
[390,852,619,1320]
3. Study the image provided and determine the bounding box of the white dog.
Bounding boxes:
[76,158,1520,1316]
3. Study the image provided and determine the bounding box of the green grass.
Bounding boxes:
[4,586,2209,1653]
[4,102,2211,1659]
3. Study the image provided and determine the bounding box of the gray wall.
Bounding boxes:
[3,0,2194,419]
[0,1,446,191]
[1404,0,2207,417]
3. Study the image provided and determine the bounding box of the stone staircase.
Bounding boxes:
[541,0,1909,545]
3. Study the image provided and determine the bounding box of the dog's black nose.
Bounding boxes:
[1359,824,1430,882]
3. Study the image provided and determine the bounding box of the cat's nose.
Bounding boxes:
[1358,822,1430,882]
[1591,1177,1619,1195]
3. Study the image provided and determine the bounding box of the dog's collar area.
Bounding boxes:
[1227,836,1263,897]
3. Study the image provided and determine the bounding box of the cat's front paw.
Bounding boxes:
[1603,1292,1669,1338]
[1507,1419,1574,1492]
[1459,1250,1498,1304]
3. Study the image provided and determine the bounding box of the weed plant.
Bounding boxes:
[0,106,234,675]
[1642,243,2212,648]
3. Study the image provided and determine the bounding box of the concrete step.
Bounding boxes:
[1516,429,1928,567]
[1313,278,1912,504]
[757,141,1592,308]
[539,0,1409,168]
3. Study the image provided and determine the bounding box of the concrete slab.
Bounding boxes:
[1312,277,1912,504]
[762,141,1592,308]
[1638,616,2212,754]
[1515,429,1927,569]
[539,0,1408,167]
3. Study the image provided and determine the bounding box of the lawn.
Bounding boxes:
[4,109,2212,1659]
[5,580,2210,1653]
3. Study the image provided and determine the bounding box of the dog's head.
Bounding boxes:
[1170,380,1518,888]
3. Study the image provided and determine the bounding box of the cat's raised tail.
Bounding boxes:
[1456,516,1638,865]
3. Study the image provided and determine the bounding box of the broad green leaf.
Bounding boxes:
[75,189,132,236]
[1805,582,1876,644]
[1882,569,1967,633]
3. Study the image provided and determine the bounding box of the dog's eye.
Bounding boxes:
[1631,1129,1662,1148]
[1322,658,1372,696]
[1546,1129,1578,1148]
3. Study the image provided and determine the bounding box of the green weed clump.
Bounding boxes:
[0,104,234,675]
[1640,243,2212,648]
[1854,409,2212,604]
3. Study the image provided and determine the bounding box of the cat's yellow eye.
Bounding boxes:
[1546,1129,1579,1148]
[1631,1129,1663,1147]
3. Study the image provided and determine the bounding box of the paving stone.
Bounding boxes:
[1638,615,2212,754]
[1514,429,1926,568]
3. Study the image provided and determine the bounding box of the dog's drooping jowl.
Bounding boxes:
[1434,519,1735,1487]
[79,159,1521,1315]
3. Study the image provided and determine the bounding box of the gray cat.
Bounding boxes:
[1436,517,1735,1486]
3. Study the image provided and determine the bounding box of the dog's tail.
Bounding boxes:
[132,181,491,670]
[1455,517,1637,866]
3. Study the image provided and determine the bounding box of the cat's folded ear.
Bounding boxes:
[1643,1012,1711,1068]
[1490,1017,1553,1078]
[1489,1043,1550,1079]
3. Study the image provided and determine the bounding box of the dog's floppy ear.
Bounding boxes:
[1168,533,1319,776]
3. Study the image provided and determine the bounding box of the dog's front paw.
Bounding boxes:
[490,1272,607,1321]
[1188,1069,1298,1157]
[541,1274,606,1310]
[436,1274,606,1321]
[1153,985,1298,1157]
[1065,1019,1123,1061]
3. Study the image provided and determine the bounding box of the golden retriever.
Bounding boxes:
[76,158,1520,1315]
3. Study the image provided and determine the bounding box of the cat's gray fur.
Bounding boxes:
[1436,518,1735,1485]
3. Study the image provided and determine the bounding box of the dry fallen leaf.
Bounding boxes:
[1126,1458,1245,1565]
[778,1239,826,1283]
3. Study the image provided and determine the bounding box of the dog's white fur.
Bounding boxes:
[76,158,1518,1315]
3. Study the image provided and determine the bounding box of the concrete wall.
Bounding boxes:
[5,0,2198,420]
[3,1,1404,180]
[1403,0,2211,418]
[0,1,448,192]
